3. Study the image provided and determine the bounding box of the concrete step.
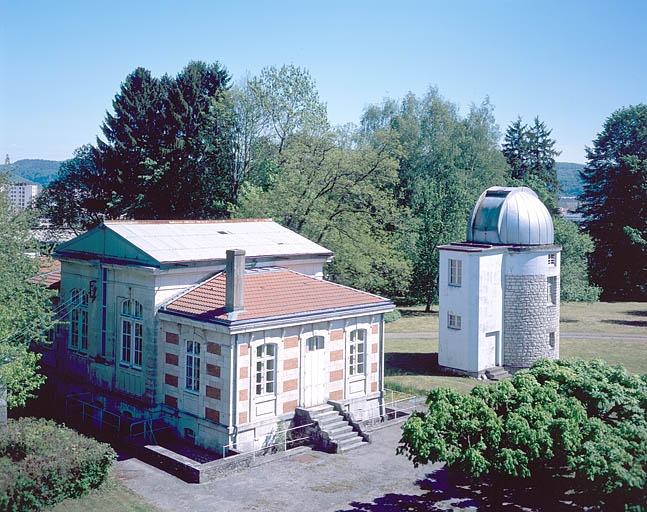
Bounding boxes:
[337,435,367,452]
[334,430,361,442]
[485,366,512,381]
[309,404,334,415]
[315,411,343,424]
[328,424,353,437]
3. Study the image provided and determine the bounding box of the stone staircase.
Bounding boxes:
[484,366,512,381]
[307,404,368,453]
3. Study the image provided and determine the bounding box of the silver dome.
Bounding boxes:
[466,187,554,245]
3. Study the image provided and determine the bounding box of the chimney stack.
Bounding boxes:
[225,249,245,312]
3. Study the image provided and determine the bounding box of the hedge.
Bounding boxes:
[0,417,116,511]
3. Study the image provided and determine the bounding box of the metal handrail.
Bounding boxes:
[221,421,315,459]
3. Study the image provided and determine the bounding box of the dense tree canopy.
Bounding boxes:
[579,104,647,300]
[39,61,233,228]
[37,58,608,305]
[0,169,56,408]
[398,358,647,510]
[361,90,509,307]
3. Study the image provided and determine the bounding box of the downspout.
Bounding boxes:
[379,313,385,418]
[229,334,238,452]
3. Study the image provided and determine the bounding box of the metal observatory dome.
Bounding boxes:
[466,187,554,245]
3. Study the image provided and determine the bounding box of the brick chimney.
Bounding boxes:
[225,249,245,312]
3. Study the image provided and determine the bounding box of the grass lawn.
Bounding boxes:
[48,475,161,512]
[384,302,647,396]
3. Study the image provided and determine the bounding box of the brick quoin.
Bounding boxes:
[165,332,179,345]
[239,344,249,356]
[207,342,221,355]
[239,366,248,379]
[283,400,298,414]
[205,407,220,423]
[372,343,378,354]
[330,329,344,341]
[283,336,298,349]
[206,385,221,400]
[329,369,343,382]
[165,395,177,408]
[329,390,343,401]
[330,349,344,362]
[372,324,379,335]
[165,374,178,387]
[371,362,378,374]
[239,388,248,401]
[238,411,248,424]
[283,358,298,371]
[206,363,220,377]
[371,381,378,393]
[165,353,179,366]
[283,378,298,392]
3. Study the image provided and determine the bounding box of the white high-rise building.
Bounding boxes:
[8,182,41,209]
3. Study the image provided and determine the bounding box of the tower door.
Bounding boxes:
[483,331,501,368]
[304,336,326,407]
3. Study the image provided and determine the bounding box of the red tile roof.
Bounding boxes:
[29,270,61,290]
[164,268,391,323]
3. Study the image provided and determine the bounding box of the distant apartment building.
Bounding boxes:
[8,182,41,209]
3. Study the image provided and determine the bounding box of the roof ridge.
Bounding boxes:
[104,218,273,225]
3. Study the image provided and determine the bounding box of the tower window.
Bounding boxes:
[548,253,556,266]
[547,276,558,305]
[448,313,462,330]
[449,259,462,286]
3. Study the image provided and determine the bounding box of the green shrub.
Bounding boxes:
[0,417,117,511]
[384,309,402,324]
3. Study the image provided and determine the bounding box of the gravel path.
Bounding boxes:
[114,419,478,512]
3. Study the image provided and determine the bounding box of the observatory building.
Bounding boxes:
[438,186,561,378]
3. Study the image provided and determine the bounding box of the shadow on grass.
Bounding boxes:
[385,353,440,376]
[601,319,647,328]
[399,308,438,317]
[627,309,647,317]
[338,466,600,512]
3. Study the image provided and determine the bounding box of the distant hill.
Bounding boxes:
[6,159,61,187]
[556,162,585,197]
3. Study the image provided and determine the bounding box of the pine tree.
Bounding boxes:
[579,104,647,300]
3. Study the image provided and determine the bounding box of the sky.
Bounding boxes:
[1,0,645,165]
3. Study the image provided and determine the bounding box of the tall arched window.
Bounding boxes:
[121,299,143,368]
[348,329,366,376]
[69,289,88,352]
[255,343,276,396]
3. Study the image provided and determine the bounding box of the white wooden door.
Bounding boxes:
[483,331,500,368]
[304,336,326,407]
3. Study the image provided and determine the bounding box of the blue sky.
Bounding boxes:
[1,0,645,164]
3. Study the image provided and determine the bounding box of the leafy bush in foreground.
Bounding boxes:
[0,417,116,511]
[398,358,647,510]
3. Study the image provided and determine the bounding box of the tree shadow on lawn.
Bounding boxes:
[601,319,647,328]
[385,352,440,376]
[399,308,438,317]
[627,309,647,317]
[337,466,598,511]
